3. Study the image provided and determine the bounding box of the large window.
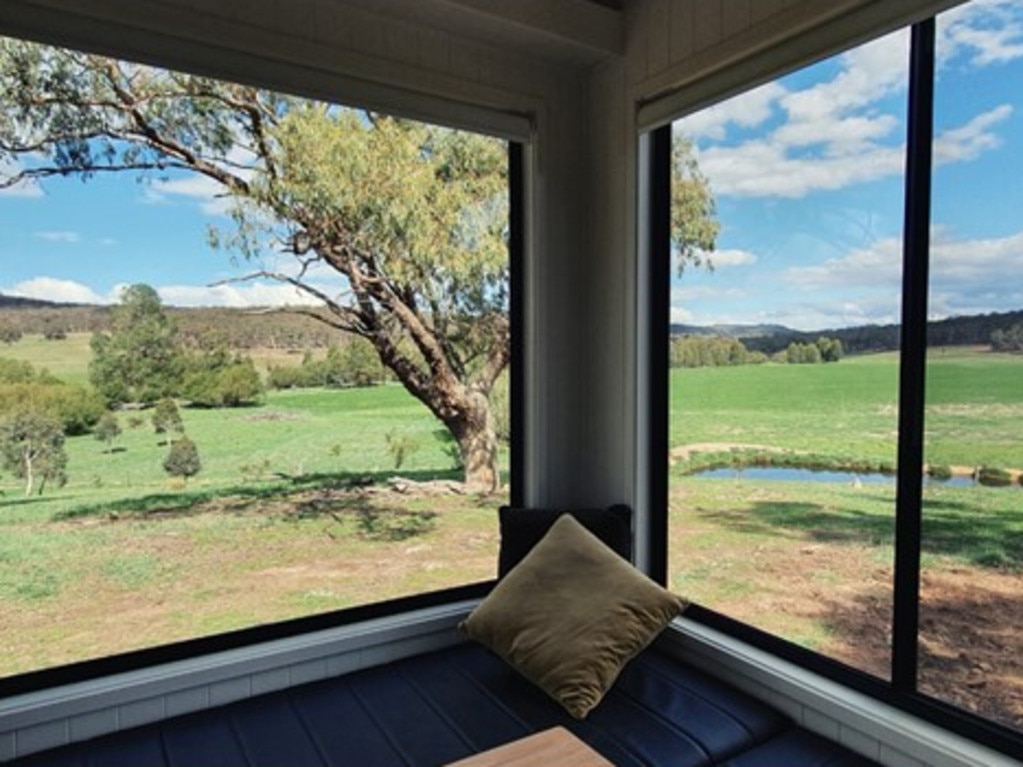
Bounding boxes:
[0,37,518,689]
[661,0,1023,754]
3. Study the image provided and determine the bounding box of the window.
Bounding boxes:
[0,37,520,690]
[658,1,1023,755]
[919,1,1023,733]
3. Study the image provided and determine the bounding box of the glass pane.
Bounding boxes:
[668,29,910,678]
[0,38,508,677]
[920,0,1023,732]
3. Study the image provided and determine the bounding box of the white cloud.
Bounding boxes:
[782,227,1023,320]
[939,0,1023,68]
[933,104,1012,164]
[707,248,757,268]
[143,146,257,216]
[784,237,903,290]
[34,230,81,244]
[676,81,785,141]
[156,281,325,308]
[683,8,1020,201]
[5,277,110,304]
[146,174,233,216]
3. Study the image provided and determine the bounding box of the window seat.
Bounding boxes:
[8,640,878,767]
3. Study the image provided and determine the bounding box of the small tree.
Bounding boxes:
[94,411,122,453]
[89,284,184,406]
[0,410,67,495]
[152,398,184,444]
[163,437,201,483]
[0,325,21,345]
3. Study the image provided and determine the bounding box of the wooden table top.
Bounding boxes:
[444,726,614,767]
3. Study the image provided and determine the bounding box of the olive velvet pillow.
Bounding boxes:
[459,513,686,719]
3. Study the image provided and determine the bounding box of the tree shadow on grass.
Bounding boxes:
[1,493,82,509]
[49,468,458,539]
[700,495,1023,570]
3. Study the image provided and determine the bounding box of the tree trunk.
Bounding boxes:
[23,452,34,497]
[448,390,500,494]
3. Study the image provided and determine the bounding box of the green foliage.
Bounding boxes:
[816,336,843,362]
[0,357,103,435]
[384,430,419,470]
[977,466,1013,487]
[0,409,68,495]
[671,134,719,271]
[182,352,263,407]
[0,356,57,384]
[89,285,184,406]
[670,335,763,368]
[991,323,1023,353]
[151,398,184,439]
[94,411,122,452]
[926,464,953,480]
[0,325,23,344]
[268,340,387,390]
[0,40,722,490]
[163,437,201,482]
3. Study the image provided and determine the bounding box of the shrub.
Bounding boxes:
[977,466,1012,487]
[94,411,122,452]
[163,437,201,482]
[385,430,418,470]
[926,464,952,480]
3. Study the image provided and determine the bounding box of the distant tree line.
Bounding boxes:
[670,335,842,368]
[0,300,339,350]
[739,309,1023,356]
[267,340,389,390]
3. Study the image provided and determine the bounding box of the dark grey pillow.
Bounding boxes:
[497,504,632,578]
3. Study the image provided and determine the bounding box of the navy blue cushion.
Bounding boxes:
[11,642,881,767]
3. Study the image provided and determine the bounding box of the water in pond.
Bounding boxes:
[689,466,977,487]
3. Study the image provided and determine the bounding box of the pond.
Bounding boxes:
[688,466,980,487]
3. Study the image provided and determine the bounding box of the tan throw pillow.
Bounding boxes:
[459,513,687,719]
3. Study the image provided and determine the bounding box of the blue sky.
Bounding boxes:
[2,2,1022,332]
[672,0,1023,331]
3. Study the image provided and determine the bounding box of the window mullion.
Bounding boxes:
[891,17,935,693]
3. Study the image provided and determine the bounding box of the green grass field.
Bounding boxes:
[670,349,1023,469]
[1,335,1021,702]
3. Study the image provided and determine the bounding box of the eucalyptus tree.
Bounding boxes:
[0,39,718,492]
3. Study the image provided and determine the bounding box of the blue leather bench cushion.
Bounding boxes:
[12,641,881,767]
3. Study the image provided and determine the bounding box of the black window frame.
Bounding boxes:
[648,16,1023,760]
[0,129,524,701]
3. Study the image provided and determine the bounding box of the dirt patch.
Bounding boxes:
[669,442,787,463]
[672,483,1023,732]
[827,568,1023,727]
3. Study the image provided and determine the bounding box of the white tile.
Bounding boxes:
[165,687,209,718]
[251,668,291,697]
[839,725,881,761]
[326,652,362,678]
[16,721,68,758]
[879,743,926,767]
[669,1,696,64]
[802,707,839,740]
[646,0,670,76]
[768,690,804,722]
[0,732,15,762]
[693,1,723,53]
[70,709,117,742]
[119,697,166,729]
[210,677,251,707]
[290,659,327,686]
